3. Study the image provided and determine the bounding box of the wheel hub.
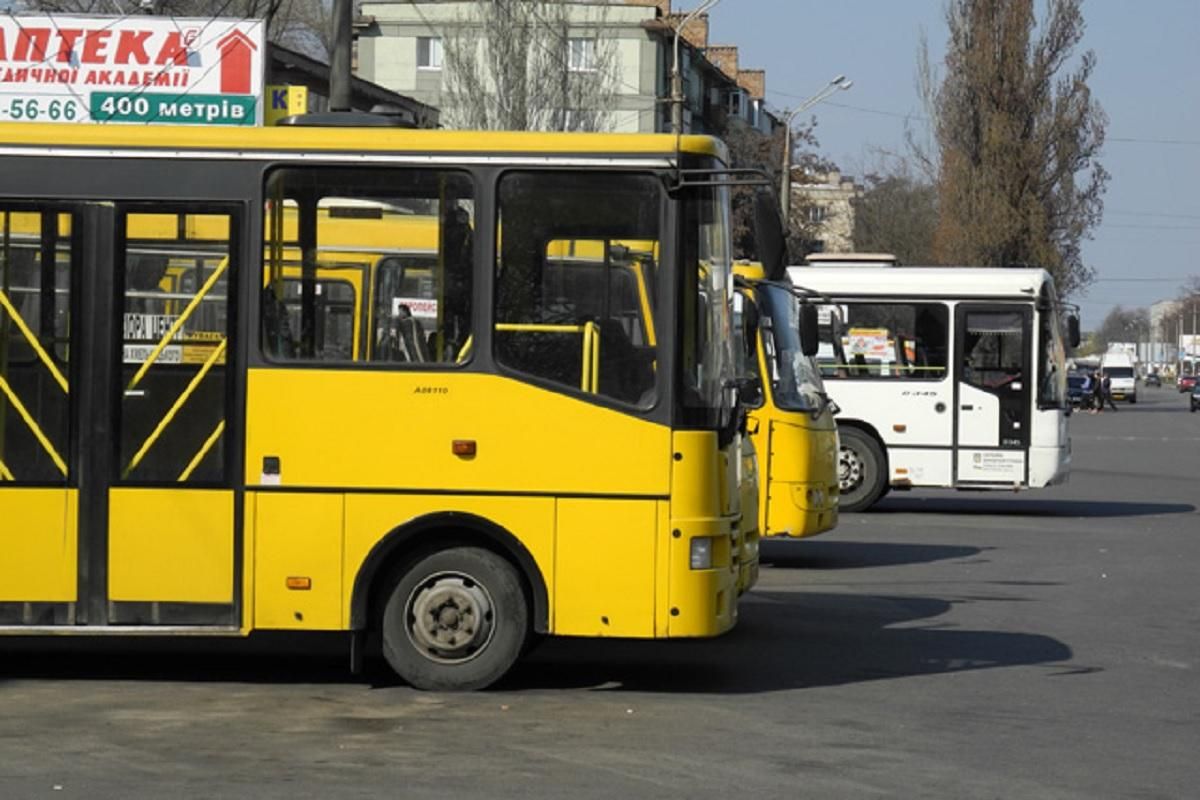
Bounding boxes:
[406,572,496,664]
[839,445,863,493]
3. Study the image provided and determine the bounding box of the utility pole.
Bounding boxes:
[329,0,354,112]
[670,1,720,135]
[778,76,852,224]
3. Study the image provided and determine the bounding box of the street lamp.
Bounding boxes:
[670,0,722,134]
[779,75,853,223]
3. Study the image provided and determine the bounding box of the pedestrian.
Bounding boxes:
[1081,372,1095,413]
[1102,371,1118,412]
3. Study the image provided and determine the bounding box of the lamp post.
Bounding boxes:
[778,75,853,224]
[670,0,722,134]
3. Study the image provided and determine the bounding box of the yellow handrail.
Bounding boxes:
[0,373,66,476]
[126,255,229,392]
[178,419,226,482]
[0,457,14,481]
[580,323,593,392]
[494,322,601,394]
[0,288,68,394]
[587,322,601,393]
[124,339,227,478]
[455,335,473,364]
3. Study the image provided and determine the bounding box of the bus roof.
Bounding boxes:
[787,265,1056,301]
[0,123,725,161]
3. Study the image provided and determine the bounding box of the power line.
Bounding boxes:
[1107,209,1200,221]
[1100,223,1200,231]
[769,95,1200,149]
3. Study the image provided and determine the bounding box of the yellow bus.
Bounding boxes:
[0,122,757,690]
[734,263,839,540]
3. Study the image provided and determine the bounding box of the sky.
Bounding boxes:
[707,0,1200,327]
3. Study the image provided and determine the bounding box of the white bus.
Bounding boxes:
[788,266,1079,512]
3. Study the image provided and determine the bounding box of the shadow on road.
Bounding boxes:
[497,590,1073,693]
[870,497,1194,518]
[759,539,988,570]
[0,591,1074,695]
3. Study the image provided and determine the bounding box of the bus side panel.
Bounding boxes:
[243,370,672,496]
[554,498,656,637]
[0,488,76,602]
[252,491,344,630]
[107,488,233,603]
[343,494,556,630]
[886,448,953,488]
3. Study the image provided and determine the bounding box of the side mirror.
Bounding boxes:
[1067,314,1081,349]
[799,303,819,357]
[753,188,788,281]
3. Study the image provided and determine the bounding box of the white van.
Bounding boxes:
[1100,352,1138,403]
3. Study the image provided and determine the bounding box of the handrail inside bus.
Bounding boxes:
[0,373,67,477]
[0,457,13,481]
[126,255,229,393]
[124,338,227,479]
[178,419,226,482]
[0,287,69,394]
[494,322,601,393]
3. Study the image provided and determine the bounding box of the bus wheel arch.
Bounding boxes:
[836,421,889,513]
[350,512,549,648]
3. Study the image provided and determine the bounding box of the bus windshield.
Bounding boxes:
[680,179,736,432]
[757,283,825,412]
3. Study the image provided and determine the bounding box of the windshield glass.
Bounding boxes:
[757,283,825,412]
[1105,366,1134,379]
[681,178,736,431]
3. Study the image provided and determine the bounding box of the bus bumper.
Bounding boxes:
[765,480,840,538]
[1029,444,1071,488]
[666,514,740,637]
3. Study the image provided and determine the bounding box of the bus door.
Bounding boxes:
[0,206,76,625]
[104,207,240,627]
[954,304,1032,485]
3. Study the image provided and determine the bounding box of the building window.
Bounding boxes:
[567,38,596,72]
[725,89,745,118]
[806,205,828,225]
[417,37,443,70]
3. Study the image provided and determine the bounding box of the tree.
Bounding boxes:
[15,0,332,56]
[851,166,938,264]
[920,0,1108,296]
[440,0,619,132]
[1089,306,1148,355]
[718,114,832,262]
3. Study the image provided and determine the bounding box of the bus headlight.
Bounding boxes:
[690,537,715,570]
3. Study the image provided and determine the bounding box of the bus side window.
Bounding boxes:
[262,168,476,367]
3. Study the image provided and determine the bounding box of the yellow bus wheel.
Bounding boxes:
[381,546,529,691]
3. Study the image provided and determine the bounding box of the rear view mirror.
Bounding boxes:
[799,303,819,357]
[753,188,788,281]
[1067,314,1081,349]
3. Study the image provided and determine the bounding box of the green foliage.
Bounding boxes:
[851,171,938,265]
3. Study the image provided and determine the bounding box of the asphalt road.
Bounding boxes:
[2,386,1198,799]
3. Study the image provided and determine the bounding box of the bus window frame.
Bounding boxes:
[820,299,951,383]
[114,202,242,489]
[257,165,478,372]
[492,167,670,416]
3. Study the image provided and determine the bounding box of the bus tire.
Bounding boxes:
[381,546,529,691]
[838,427,887,513]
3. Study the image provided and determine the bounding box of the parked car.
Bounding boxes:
[1145,372,1162,388]
[1180,374,1199,394]
[1192,383,1200,413]
[1067,373,1091,407]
